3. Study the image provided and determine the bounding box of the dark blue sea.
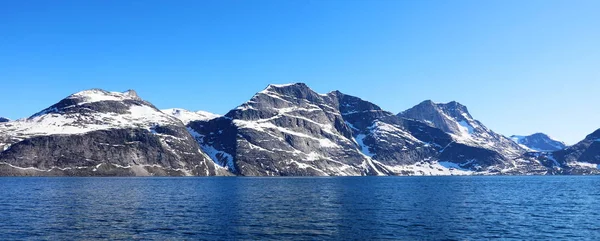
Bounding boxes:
[1,176,599,240]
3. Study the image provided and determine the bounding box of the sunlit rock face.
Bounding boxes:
[0,89,225,176]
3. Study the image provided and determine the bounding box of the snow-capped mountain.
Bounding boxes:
[0,83,595,176]
[186,83,391,176]
[0,117,9,123]
[0,89,226,176]
[510,133,566,152]
[162,108,221,124]
[184,83,534,176]
[399,100,525,158]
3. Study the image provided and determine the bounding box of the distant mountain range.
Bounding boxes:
[1,83,598,176]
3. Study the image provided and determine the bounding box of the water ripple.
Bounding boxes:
[1,176,600,240]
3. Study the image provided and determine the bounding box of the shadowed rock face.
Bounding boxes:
[0,117,8,123]
[0,89,226,176]
[549,129,600,173]
[511,133,566,152]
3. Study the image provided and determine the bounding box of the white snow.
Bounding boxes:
[362,158,386,176]
[201,144,234,170]
[0,97,180,147]
[305,152,323,161]
[233,119,340,148]
[71,89,138,105]
[369,121,422,144]
[567,161,600,169]
[162,108,221,124]
[458,120,474,134]
[387,161,475,176]
[355,134,374,157]
[186,127,236,171]
[268,83,297,88]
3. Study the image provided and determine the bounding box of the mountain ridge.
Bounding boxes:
[1,83,598,176]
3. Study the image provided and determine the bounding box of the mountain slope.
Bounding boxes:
[0,117,9,123]
[0,89,226,176]
[332,91,478,175]
[550,129,600,174]
[399,100,525,158]
[187,83,399,176]
[511,133,566,152]
[186,83,531,176]
[397,100,551,174]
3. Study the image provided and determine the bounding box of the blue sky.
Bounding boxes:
[1,0,598,144]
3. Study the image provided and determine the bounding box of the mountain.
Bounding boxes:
[162,108,221,124]
[399,100,525,157]
[332,91,504,175]
[549,129,600,174]
[0,89,227,176]
[397,100,549,174]
[0,83,593,176]
[0,117,9,123]
[186,83,392,176]
[185,83,533,176]
[510,133,566,152]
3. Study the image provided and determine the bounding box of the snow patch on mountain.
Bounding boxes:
[233,119,340,148]
[355,134,373,157]
[567,161,599,169]
[458,120,474,134]
[163,108,221,124]
[1,104,175,138]
[386,161,475,176]
[269,83,298,88]
[71,89,140,105]
[369,121,422,144]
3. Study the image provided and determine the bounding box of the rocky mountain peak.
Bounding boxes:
[399,100,473,134]
[0,117,9,123]
[419,99,437,106]
[511,133,566,152]
[261,83,322,102]
[122,89,140,98]
[400,99,524,158]
[28,88,157,119]
[401,100,467,119]
[266,82,309,89]
[70,88,142,103]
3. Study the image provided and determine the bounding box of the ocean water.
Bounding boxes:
[1,176,599,240]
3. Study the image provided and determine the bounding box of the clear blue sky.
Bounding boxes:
[1,0,598,144]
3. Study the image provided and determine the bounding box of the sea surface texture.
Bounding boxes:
[1,176,599,240]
